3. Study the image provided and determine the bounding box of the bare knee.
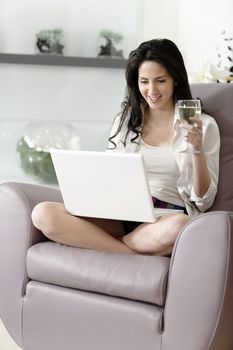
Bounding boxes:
[144,214,190,255]
[158,214,190,246]
[31,202,64,237]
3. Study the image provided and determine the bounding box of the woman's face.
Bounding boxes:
[138,61,175,111]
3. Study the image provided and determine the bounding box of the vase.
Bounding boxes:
[17,121,80,184]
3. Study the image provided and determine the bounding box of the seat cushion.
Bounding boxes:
[27,241,170,306]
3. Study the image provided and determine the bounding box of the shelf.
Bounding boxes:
[0,53,127,69]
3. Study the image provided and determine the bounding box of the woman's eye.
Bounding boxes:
[140,80,147,84]
[157,80,166,83]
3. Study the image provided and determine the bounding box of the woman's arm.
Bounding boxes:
[192,149,211,198]
[187,116,212,198]
[178,114,220,211]
[189,115,220,207]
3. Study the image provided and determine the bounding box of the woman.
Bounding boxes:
[32,38,220,256]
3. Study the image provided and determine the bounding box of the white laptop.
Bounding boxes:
[51,150,183,223]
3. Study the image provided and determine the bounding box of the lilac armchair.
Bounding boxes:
[0,83,233,350]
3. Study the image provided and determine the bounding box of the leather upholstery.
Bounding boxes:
[163,211,233,350]
[27,241,170,305]
[191,84,233,212]
[23,281,163,350]
[0,182,62,348]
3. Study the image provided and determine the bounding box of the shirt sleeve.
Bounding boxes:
[189,115,220,212]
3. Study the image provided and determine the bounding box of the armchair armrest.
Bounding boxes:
[163,211,233,350]
[0,182,62,347]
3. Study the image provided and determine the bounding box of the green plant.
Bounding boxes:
[36,28,64,54]
[17,137,58,184]
[36,28,62,45]
[99,30,123,44]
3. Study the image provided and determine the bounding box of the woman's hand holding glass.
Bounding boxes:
[178,99,202,154]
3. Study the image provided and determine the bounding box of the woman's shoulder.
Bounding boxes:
[201,112,219,128]
[201,112,220,142]
[201,112,215,121]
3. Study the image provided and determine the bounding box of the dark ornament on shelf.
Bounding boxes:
[36,29,64,55]
[98,30,124,58]
[36,38,64,55]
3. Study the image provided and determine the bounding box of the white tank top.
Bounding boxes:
[140,139,184,207]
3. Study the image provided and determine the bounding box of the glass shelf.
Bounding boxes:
[0,53,127,69]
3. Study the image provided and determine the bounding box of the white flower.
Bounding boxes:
[189,62,230,83]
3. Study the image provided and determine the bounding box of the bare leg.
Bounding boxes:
[123,213,190,256]
[31,202,135,254]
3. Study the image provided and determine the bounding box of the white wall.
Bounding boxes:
[0,65,126,179]
[138,0,179,45]
[139,0,233,73]
[177,0,233,72]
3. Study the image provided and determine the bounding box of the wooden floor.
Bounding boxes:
[0,319,21,350]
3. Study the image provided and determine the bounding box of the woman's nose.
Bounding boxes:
[148,83,158,95]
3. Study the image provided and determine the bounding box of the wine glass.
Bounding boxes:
[177,99,201,153]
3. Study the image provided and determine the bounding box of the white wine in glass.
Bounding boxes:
[178,99,201,127]
[177,99,201,153]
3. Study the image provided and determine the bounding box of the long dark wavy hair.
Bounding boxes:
[108,38,192,148]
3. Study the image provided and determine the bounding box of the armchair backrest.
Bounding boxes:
[191,83,233,212]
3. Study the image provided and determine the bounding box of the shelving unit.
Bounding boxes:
[0,53,127,69]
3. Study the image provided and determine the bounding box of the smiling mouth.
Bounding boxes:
[147,95,162,103]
